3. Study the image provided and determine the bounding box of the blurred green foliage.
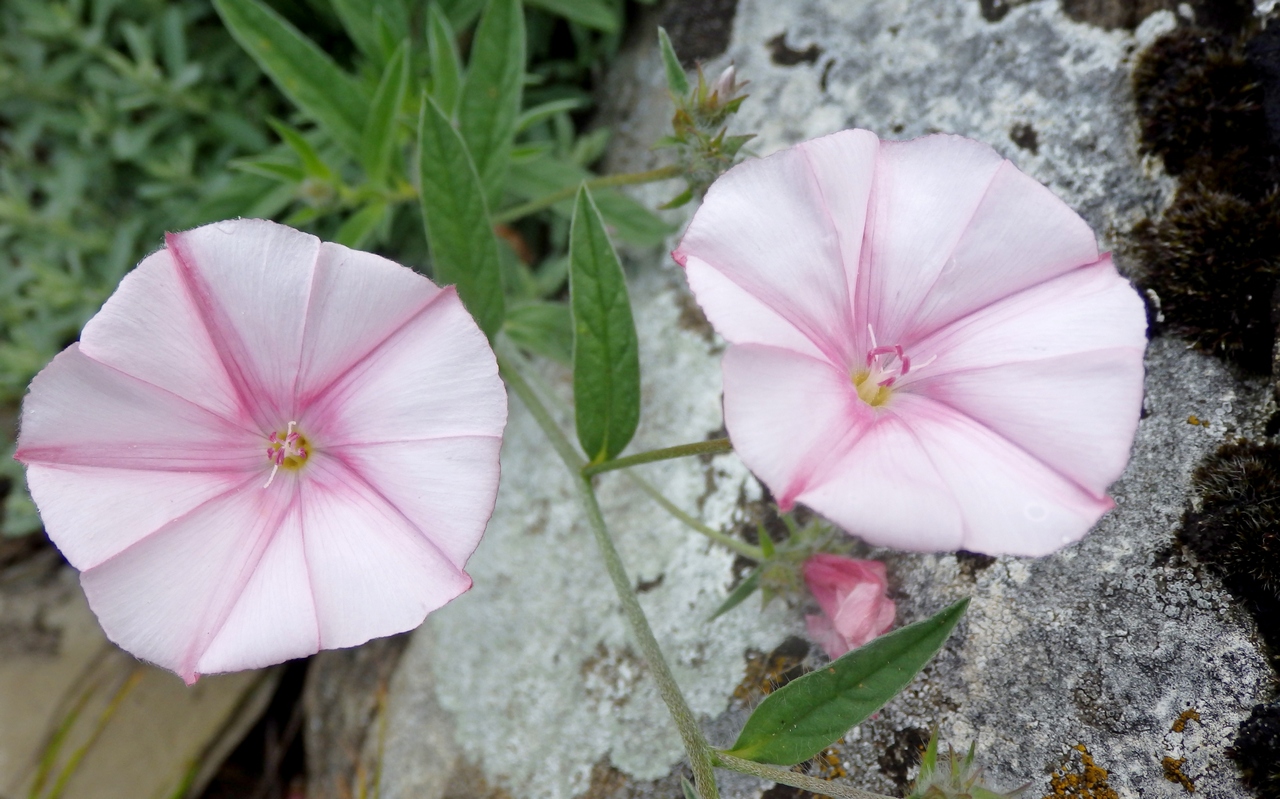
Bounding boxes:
[1,0,672,536]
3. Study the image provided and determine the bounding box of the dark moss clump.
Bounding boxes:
[1138,188,1280,372]
[1133,27,1275,198]
[1233,702,1280,799]
[1180,439,1280,653]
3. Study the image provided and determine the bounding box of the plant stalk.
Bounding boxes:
[583,438,733,478]
[493,164,683,224]
[497,352,720,799]
[624,473,764,561]
[713,753,896,799]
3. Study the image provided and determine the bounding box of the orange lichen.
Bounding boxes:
[1043,745,1119,799]
[1162,757,1195,792]
[733,644,808,702]
[1171,708,1201,733]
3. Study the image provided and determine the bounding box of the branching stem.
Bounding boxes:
[492,164,683,224]
[714,753,897,799]
[583,438,733,477]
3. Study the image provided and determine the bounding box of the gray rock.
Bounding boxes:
[376,1,1275,797]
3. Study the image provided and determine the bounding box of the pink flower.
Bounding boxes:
[802,553,896,659]
[15,219,507,683]
[673,130,1146,556]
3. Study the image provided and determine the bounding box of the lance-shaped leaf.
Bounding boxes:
[427,3,464,117]
[526,0,618,31]
[214,0,367,156]
[418,95,505,337]
[657,27,689,96]
[458,0,525,204]
[331,0,409,63]
[722,598,969,766]
[570,186,640,464]
[362,41,410,185]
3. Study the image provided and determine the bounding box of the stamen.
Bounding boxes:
[263,420,310,487]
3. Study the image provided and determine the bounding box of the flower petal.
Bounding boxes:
[326,436,502,568]
[25,464,251,571]
[294,243,444,407]
[797,414,966,552]
[902,160,1099,341]
[297,455,473,650]
[78,249,246,423]
[16,344,263,472]
[674,130,879,366]
[682,257,825,360]
[895,395,1112,555]
[166,219,319,427]
[721,343,872,509]
[857,135,1005,347]
[304,288,505,446]
[197,500,320,675]
[80,481,295,683]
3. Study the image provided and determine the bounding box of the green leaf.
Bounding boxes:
[681,777,698,799]
[526,0,618,32]
[437,0,488,29]
[332,0,409,62]
[362,41,410,185]
[723,599,970,766]
[213,0,368,155]
[427,3,464,117]
[517,97,587,133]
[758,526,775,559]
[505,301,573,364]
[267,119,335,180]
[657,27,689,96]
[710,566,761,621]
[458,0,525,204]
[569,186,640,463]
[418,94,505,337]
[506,156,674,246]
[334,202,388,248]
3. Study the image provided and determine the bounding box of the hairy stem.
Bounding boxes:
[492,164,683,224]
[583,438,733,477]
[497,352,720,799]
[714,753,897,799]
[625,473,764,561]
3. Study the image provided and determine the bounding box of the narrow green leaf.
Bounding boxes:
[426,3,465,117]
[526,0,618,31]
[723,599,970,766]
[570,186,641,463]
[213,0,368,155]
[334,202,388,248]
[332,0,409,62]
[418,94,505,337]
[267,119,335,180]
[758,526,775,559]
[657,27,689,96]
[710,566,761,621]
[681,777,699,799]
[230,156,306,183]
[362,41,410,185]
[517,97,588,133]
[437,0,488,28]
[505,301,573,364]
[458,0,525,204]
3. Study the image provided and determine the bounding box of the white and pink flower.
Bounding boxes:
[674,130,1146,556]
[17,219,507,683]
[803,553,896,659]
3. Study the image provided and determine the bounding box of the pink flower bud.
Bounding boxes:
[802,553,896,659]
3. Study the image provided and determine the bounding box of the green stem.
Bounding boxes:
[625,473,764,562]
[713,753,896,799]
[497,352,720,799]
[492,164,683,225]
[583,438,733,478]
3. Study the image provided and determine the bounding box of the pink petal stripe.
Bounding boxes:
[797,414,966,552]
[78,248,248,425]
[167,220,320,428]
[80,478,296,683]
[326,435,502,568]
[901,160,1099,342]
[293,242,445,408]
[197,501,321,675]
[304,288,506,446]
[25,464,253,571]
[674,134,873,367]
[682,256,826,360]
[721,343,873,509]
[297,455,473,650]
[856,135,1005,349]
[16,345,264,473]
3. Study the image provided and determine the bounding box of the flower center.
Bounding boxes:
[264,421,309,487]
[852,344,911,407]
